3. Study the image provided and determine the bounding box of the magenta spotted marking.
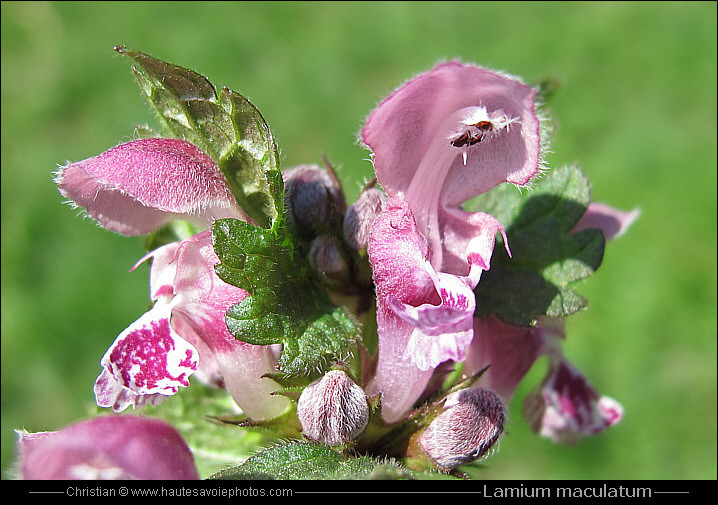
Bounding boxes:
[439,288,468,310]
[551,361,606,428]
[178,349,195,369]
[109,318,197,393]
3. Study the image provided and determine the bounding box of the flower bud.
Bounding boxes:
[308,235,351,288]
[284,164,346,236]
[16,415,199,480]
[419,388,506,470]
[297,370,369,446]
[343,187,386,251]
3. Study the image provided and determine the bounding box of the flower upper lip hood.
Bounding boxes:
[55,138,245,236]
[362,60,540,205]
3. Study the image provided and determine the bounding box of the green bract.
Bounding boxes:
[472,164,605,326]
[208,440,414,480]
[212,213,359,375]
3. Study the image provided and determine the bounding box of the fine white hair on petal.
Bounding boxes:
[488,110,521,131]
[459,106,490,125]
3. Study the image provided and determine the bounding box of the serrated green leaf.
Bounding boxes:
[208,440,413,480]
[471,165,605,326]
[212,217,359,375]
[116,46,279,228]
[225,283,358,374]
[212,217,291,295]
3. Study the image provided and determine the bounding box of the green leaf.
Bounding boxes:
[115,46,279,228]
[208,440,414,480]
[471,165,605,326]
[212,216,359,375]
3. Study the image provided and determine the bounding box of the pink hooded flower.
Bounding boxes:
[56,136,289,420]
[466,317,623,445]
[55,138,245,235]
[466,317,623,444]
[363,62,540,422]
[17,415,199,480]
[94,230,289,420]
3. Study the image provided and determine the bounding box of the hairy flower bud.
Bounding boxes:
[297,370,369,446]
[308,235,351,287]
[419,388,506,470]
[343,187,386,251]
[284,164,346,236]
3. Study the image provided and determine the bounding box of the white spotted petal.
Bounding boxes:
[94,304,198,412]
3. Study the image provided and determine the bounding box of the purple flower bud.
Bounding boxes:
[419,388,506,470]
[361,61,540,273]
[16,415,199,480]
[297,370,369,446]
[343,187,386,251]
[283,164,346,236]
[308,235,350,287]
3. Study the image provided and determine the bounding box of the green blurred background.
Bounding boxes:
[2,1,715,480]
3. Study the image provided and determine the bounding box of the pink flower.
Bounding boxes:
[466,317,623,444]
[362,62,540,422]
[465,316,556,399]
[367,197,489,422]
[94,230,290,420]
[56,137,289,420]
[17,416,199,480]
[55,138,245,236]
[523,359,624,445]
